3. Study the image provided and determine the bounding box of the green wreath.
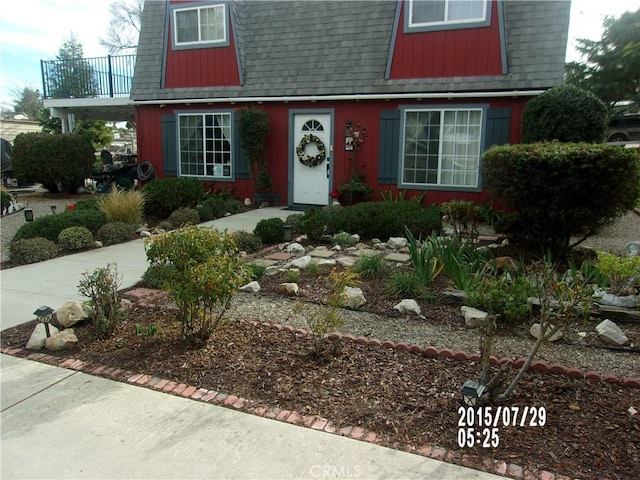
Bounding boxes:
[296,134,326,167]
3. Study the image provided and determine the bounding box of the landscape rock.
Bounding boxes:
[93,241,103,248]
[529,323,563,342]
[244,197,252,206]
[595,319,629,346]
[342,287,366,309]
[55,300,90,328]
[594,288,639,308]
[265,266,280,276]
[135,224,149,233]
[332,245,342,251]
[355,243,369,250]
[278,283,299,295]
[374,243,387,250]
[286,242,306,254]
[460,306,489,327]
[387,237,407,249]
[336,257,355,268]
[317,259,337,268]
[351,234,360,243]
[291,255,311,269]
[393,299,421,316]
[26,323,60,350]
[139,231,152,238]
[625,241,640,257]
[371,238,381,245]
[45,329,78,351]
[240,281,261,293]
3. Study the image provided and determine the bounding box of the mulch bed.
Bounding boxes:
[2,305,639,480]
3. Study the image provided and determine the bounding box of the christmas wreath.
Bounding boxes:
[296,134,326,167]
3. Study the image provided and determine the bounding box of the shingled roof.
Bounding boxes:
[131,0,570,102]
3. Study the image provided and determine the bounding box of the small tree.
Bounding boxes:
[78,264,125,339]
[238,107,270,194]
[521,85,609,143]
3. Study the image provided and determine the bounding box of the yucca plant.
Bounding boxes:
[97,185,146,225]
[404,228,442,286]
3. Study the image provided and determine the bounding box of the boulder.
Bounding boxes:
[336,257,355,268]
[373,243,387,250]
[244,197,252,206]
[460,306,489,328]
[625,241,640,257]
[387,237,407,249]
[529,323,563,342]
[26,323,60,350]
[595,319,628,346]
[55,300,90,328]
[594,288,639,308]
[317,259,337,268]
[278,283,299,295]
[351,234,360,243]
[240,281,261,293]
[265,266,280,276]
[286,242,306,254]
[341,287,366,309]
[291,255,311,269]
[45,329,78,351]
[394,299,421,316]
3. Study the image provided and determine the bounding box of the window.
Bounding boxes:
[178,112,232,178]
[173,3,226,47]
[408,0,488,29]
[402,108,482,188]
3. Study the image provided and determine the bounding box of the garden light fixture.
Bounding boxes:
[461,380,485,406]
[283,225,293,242]
[50,205,57,214]
[34,305,55,338]
[24,206,34,222]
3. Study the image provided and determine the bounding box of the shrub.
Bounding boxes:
[168,208,200,228]
[300,207,326,242]
[247,263,267,280]
[521,85,609,143]
[326,201,441,240]
[197,195,244,222]
[331,231,357,248]
[596,252,640,295]
[74,198,100,211]
[440,200,482,239]
[157,220,173,231]
[12,132,95,193]
[285,213,304,234]
[145,226,250,346]
[143,177,204,219]
[141,263,175,289]
[9,237,58,265]
[465,273,533,324]
[354,253,386,279]
[254,217,285,244]
[12,210,107,242]
[386,271,430,299]
[1,185,13,212]
[58,226,94,251]
[483,142,640,259]
[96,222,137,246]
[77,264,125,339]
[231,230,263,254]
[431,235,493,291]
[97,187,145,225]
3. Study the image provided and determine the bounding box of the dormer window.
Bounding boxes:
[406,0,490,32]
[172,3,228,48]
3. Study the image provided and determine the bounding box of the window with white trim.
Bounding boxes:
[174,3,226,46]
[409,0,487,28]
[179,113,232,178]
[402,108,482,188]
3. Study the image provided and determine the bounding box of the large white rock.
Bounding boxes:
[55,300,90,328]
[529,323,563,342]
[387,237,407,249]
[593,288,639,308]
[625,241,640,257]
[286,242,306,254]
[317,259,337,268]
[393,299,421,316]
[26,323,60,350]
[45,329,78,351]
[336,257,355,268]
[291,255,311,269]
[278,283,299,295]
[596,319,629,346]
[460,306,489,328]
[341,287,366,309]
[265,266,280,276]
[240,281,261,293]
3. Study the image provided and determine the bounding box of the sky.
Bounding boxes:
[0,0,638,111]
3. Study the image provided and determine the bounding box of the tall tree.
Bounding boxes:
[99,0,143,54]
[12,87,44,120]
[47,33,98,99]
[565,9,640,112]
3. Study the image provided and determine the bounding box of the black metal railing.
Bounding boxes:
[41,54,136,100]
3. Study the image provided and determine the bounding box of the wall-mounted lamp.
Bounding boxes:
[344,120,354,151]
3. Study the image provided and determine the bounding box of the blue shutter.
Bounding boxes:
[162,114,177,176]
[484,108,511,149]
[378,110,401,184]
[234,113,250,179]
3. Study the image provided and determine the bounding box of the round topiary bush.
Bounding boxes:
[522,85,609,143]
[231,230,263,254]
[12,210,107,242]
[143,177,204,219]
[254,217,285,244]
[10,237,59,265]
[168,208,200,228]
[96,222,137,246]
[58,226,94,251]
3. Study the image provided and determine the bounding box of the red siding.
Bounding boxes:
[390,1,503,79]
[164,2,240,88]
[135,97,528,207]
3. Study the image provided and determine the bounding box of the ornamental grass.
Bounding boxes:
[97,185,146,225]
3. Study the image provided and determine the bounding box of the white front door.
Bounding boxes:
[292,113,331,205]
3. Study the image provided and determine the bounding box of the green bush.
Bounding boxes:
[386,271,430,299]
[10,237,59,265]
[465,273,534,324]
[97,188,145,225]
[300,207,326,242]
[230,230,263,254]
[78,264,125,339]
[326,201,442,240]
[354,253,387,279]
[143,177,205,219]
[58,226,94,251]
[74,198,100,211]
[1,186,13,212]
[197,195,244,222]
[168,208,200,228]
[247,263,267,280]
[331,231,357,248]
[141,263,175,289]
[96,222,137,246]
[440,200,482,239]
[12,210,107,242]
[12,132,95,193]
[521,85,608,143]
[483,142,640,258]
[285,213,304,234]
[254,217,285,244]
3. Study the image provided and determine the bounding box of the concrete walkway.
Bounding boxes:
[0,207,502,479]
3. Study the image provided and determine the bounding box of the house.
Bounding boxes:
[131,0,570,207]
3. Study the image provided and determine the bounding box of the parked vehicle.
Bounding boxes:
[607,114,640,142]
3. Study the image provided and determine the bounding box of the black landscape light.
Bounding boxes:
[34,305,55,338]
[24,205,34,222]
[461,380,485,406]
[50,205,57,214]
[283,225,293,242]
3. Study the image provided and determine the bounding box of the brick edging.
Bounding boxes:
[2,324,639,480]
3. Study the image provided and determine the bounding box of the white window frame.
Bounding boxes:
[400,106,485,190]
[407,0,489,31]
[173,3,227,48]
[178,111,233,180]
